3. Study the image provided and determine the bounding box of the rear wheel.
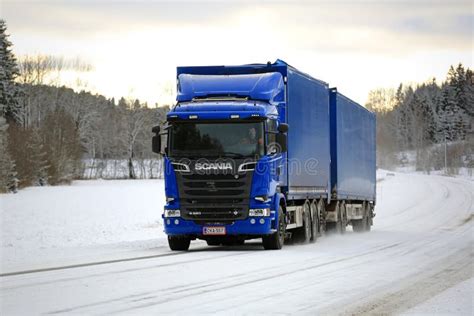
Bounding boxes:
[366,204,373,232]
[263,206,285,250]
[319,200,326,236]
[292,201,311,243]
[301,202,312,243]
[337,203,347,234]
[310,201,319,242]
[168,236,191,251]
[352,203,367,233]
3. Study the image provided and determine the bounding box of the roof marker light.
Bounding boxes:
[251,114,260,117]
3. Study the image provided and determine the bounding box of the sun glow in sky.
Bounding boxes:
[2,0,473,106]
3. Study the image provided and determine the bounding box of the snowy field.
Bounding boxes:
[1,180,167,272]
[0,171,473,314]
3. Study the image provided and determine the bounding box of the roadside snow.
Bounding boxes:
[0,180,166,272]
[404,278,473,315]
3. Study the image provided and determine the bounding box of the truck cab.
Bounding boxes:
[153,69,289,250]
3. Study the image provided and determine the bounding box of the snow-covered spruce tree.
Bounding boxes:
[27,128,49,185]
[438,64,470,142]
[0,20,21,123]
[438,83,464,142]
[410,90,436,171]
[0,116,18,192]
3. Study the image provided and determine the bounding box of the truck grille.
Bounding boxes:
[175,168,253,221]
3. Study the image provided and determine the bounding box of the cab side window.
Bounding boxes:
[266,119,278,154]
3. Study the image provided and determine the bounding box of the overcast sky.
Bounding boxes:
[2,0,473,106]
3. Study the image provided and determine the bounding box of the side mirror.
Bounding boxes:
[152,125,161,154]
[152,135,161,154]
[278,123,288,133]
[276,133,287,152]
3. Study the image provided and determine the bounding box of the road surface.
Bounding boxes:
[1,172,472,314]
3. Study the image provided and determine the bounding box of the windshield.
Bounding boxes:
[169,122,264,158]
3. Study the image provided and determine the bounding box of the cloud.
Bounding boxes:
[2,0,472,105]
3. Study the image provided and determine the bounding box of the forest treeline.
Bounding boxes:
[1,20,473,193]
[366,63,473,173]
[0,21,168,192]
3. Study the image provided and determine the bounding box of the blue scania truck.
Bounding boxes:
[152,59,376,250]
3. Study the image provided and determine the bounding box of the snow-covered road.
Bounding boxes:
[1,172,473,314]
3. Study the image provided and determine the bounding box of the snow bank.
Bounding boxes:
[0,179,166,271]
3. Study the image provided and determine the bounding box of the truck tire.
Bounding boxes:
[337,203,347,234]
[310,200,319,242]
[292,201,311,243]
[352,218,366,232]
[302,203,312,243]
[319,200,326,236]
[168,236,191,251]
[366,204,373,232]
[352,203,367,233]
[263,206,285,250]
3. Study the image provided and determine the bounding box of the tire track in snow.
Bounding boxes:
[60,242,401,315]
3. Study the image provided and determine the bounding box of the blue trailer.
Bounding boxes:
[152,60,376,250]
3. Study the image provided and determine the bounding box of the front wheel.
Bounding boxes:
[263,206,285,250]
[168,236,191,251]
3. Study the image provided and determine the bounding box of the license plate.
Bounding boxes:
[203,226,226,235]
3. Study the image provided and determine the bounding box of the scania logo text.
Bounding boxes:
[195,162,233,171]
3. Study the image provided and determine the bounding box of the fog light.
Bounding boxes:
[250,219,256,224]
[174,219,179,225]
[249,208,270,217]
[259,218,265,224]
[164,209,181,217]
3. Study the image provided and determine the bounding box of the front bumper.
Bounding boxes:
[163,216,275,236]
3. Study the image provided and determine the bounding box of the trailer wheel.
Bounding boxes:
[352,218,366,232]
[337,203,347,234]
[263,206,285,250]
[310,201,319,242]
[352,203,367,233]
[168,236,191,251]
[366,204,373,232]
[319,200,326,236]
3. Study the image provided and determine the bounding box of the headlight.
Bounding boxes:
[164,209,181,217]
[249,208,270,217]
